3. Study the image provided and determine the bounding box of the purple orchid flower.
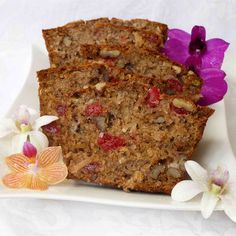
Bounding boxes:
[163,25,229,106]
[198,68,228,106]
[164,26,229,70]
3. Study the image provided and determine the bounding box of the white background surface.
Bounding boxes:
[0,0,236,235]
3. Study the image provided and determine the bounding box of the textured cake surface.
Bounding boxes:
[37,61,200,103]
[38,41,203,102]
[79,44,202,101]
[38,64,214,194]
[42,18,168,67]
[39,18,214,194]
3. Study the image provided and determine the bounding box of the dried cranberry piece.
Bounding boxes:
[56,104,67,116]
[42,122,60,134]
[145,86,161,108]
[85,103,103,117]
[97,133,125,151]
[109,76,119,83]
[104,58,116,66]
[166,79,183,93]
[83,162,100,174]
[148,34,159,43]
[171,105,189,115]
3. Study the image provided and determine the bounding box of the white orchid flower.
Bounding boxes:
[0,105,58,153]
[171,160,236,222]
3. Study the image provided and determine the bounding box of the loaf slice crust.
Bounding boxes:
[107,17,167,42]
[38,67,214,194]
[43,19,167,67]
[63,17,168,38]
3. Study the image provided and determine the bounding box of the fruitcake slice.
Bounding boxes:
[39,75,214,194]
[37,58,201,104]
[38,63,185,144]
[43,20,166,67]
[38,63,155,147]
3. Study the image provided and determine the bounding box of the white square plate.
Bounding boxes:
[0,45,235,211]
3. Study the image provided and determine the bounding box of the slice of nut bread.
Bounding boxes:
[37,60,201,103]
[42,18,167,67]
[38,64,214,194]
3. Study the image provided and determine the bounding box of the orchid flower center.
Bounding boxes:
[14,106,33,133]
[209,167,229,196]
[23,141,39,174]
[185,55,202,73]
[188,26,207,55]
[210,183,222,195]
[28,159,39,175]
[189,37,206,55]
[20,123,32,133]
[23,141,37,158]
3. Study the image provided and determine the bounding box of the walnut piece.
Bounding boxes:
[99,49,120,58]
[172,65,182,74]
[95,82,106,91]
[172,98,196,112]
[133,32,144,47]
[167,167,181,178]
[150,164,165,179]
[63,36,72,47]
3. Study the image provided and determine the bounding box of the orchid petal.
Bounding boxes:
[33,115,58,131]
[202,39,229,69]
[38,162,68,184]
[202,50,227,69]
[222,200,236,223]
[185,161,209,190]
[28,131,49,153]
[168,29,191,43]
[221,183,236,222]
[2,173,28,188]
[201,192,219,219]
[189,26,207,55]
[0,118,18,138]
[225,182,236,196]
[191,26,206,42]
[3,172,48,190]
[5,153,29,173]
[199,68,226,80]
[15,105,39,124]
[171,180,203,201]
[198,76,228,106]
[37,146,62,168]
[27,107,38,116]
[28,107,39,125]
[206,38,229,53]
[13,105,31,125]
[164,38,189,65]
[12,133,28,153]
[24,174,48,190]
[210,166,229,187]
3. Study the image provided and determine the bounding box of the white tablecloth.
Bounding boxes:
[0,0,236,235]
